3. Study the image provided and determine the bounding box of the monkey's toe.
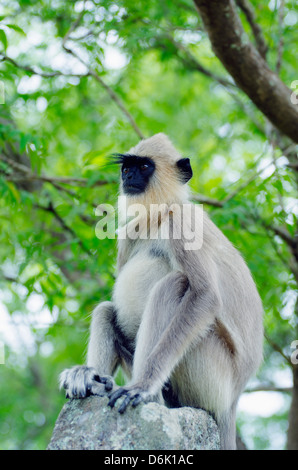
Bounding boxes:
[59,366,114,398]
[108,387,148,413]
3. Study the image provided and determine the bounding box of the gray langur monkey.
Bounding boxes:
[60,133,263,450]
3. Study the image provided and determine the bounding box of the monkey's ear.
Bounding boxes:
[176,158,193,183]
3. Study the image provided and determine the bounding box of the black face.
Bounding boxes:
[118,154,156,195]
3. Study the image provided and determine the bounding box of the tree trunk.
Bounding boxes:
[193,0,298,143]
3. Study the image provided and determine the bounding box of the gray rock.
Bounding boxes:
[47,395,220,450]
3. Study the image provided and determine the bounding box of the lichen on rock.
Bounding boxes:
[47,395,220,450]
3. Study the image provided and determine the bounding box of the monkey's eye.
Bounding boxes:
[140,164,149,171]
[123,167,129,174]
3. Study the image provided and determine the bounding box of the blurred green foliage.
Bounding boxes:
[0,0,297,450]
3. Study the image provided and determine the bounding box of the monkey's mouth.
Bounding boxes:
[123,184,144,195]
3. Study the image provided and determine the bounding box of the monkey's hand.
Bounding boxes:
[108,385,152,413]
[59,365,114,399]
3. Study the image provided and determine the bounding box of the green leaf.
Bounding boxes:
[0,28,7,51]
[28,146,42,175]
[19,133,30,153]
[6,181,21,203]
[5,24,26,35]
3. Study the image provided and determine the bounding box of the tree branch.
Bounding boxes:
[0,53,89,79]
[191,193,224,207]
[34,201,92,256]
[276,0,285,75]
[191,157,297,275]
[264,333,293,367]
[0,154,110,188]
[195,188,297,256]
[222,158,276,204]
[193,0,298,143]
[60,6,145,141]
[235,0,268,59]
[62,6,86,47]
[266,224,297,250]
[89,69,145,140]
[154,33,267,135]
[193,157,276,207]
[243,384,293,393]
[62,44,145,140]
[244,385,293,393]
[1,41,145,140]
[155,34,236,88]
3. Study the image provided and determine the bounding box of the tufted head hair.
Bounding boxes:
[127,133,183,163]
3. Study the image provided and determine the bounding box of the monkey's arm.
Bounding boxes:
[109,258,221,412]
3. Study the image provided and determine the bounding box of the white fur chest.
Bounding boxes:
[112,247,171,341]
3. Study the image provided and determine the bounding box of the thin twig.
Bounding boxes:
[264,333,293,367]
[0,154,110,188]
[61,5,145,140]
[244,385,292,393]
[193,158,276,207]
[1,10,145,142]
[276,0,285,74]
[235,0,268,59]
[6,174,109,187]
[34,201,92,256]
[222,158,275,204]
[264,223,297,250]
[153,34,266,135]
[89,69,145,139]
[223,86,266,135]
[191,193,224,207]
[0,53,90,79]
[1,153,32,174]
[62,5,86,47]
[155,34,236,88]
[63,44,145,140]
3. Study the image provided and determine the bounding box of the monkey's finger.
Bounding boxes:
[94,375,113,391]
[108,388,126,408]
[118,394,132,414]
[103,378,114,391]
[131,394,142,408]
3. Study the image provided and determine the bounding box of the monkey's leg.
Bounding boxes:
[108,271,220,412]
[60,301,119,399]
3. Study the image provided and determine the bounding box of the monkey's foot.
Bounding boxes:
[108,386,151,413]
[59,365,114,399]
